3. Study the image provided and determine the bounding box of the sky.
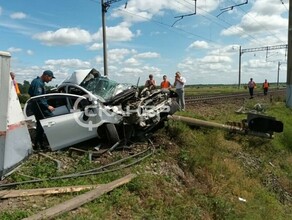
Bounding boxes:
[0,0,289,87]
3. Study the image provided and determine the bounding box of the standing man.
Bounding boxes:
[248,78,256,99]
[10,72,20,95]
[174,71,186,111]
[262,79,269,95]
[160,75,172,89]
[28,70,55,150]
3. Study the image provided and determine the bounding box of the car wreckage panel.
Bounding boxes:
[24,69,179,151]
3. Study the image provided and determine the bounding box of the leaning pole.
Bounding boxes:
[286,0,292,107]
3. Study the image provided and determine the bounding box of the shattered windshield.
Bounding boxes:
[80,74,131,101]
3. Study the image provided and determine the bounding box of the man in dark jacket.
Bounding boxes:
[28,70,55,150]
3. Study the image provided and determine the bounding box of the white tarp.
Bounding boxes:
[0,51,32,179]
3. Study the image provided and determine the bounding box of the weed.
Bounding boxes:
[0,210,29,220]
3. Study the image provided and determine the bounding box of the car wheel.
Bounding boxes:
[98,123,120,144]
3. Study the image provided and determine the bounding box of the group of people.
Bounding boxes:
[144,72,186,111]
[247,78,270,99]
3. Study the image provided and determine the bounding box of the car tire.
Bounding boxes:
[98,123,120,144]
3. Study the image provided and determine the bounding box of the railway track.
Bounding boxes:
[185,88,286,103]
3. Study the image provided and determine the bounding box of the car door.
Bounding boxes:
[24,93,99,151]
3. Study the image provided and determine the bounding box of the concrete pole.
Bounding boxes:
[101,0,108,76]
[238,46,242,89]
[286,0,292,107]
[277,61,280,89]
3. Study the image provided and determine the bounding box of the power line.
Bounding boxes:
[217,0,248,17]
[228,0,287,45]
[119,7,217,44]
[279,0,289,11]
[172,0,197,27]
[176,0,268,46]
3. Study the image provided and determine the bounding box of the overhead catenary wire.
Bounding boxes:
[172,0,197,27]
[176,0,268,46]
[180,0,288,48]
[90,0,274,49]
[118,7,217,44]
[279,0,289,11]
[88,0,286,60]
[227,0,287,45]
[217,0,248,17]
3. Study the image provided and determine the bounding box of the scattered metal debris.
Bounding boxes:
[0,139,154,189]
[168,112,283,139]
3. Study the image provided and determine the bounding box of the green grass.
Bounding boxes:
[1,86,291,219]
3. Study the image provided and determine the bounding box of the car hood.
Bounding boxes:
[61,68,101,85]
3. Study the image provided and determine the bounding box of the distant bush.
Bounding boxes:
[18,94,30,104]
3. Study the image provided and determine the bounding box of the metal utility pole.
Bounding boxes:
[101,0,123,76]
[286,0,292,107]
[238,46,242,89]
[277,61,280,89]
[238,44,287,89]
[101,0,108,76]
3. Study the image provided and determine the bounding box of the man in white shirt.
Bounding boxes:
[174,71,186,111]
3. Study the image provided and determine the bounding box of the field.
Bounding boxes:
[0,85,291,219]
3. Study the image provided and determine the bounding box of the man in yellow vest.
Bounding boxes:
[262,79,269,95]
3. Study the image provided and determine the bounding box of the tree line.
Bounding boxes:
[17,81,56,104]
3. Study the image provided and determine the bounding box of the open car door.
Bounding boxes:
[24,94,99,151]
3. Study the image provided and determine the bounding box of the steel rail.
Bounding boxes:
[185,88,286,103]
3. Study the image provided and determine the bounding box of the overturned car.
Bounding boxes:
[24,69,179,151]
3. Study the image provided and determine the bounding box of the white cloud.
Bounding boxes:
[134,52,160,59]
[112,0,219,26]
[27,50,33,55]
[45,59,91,68]
[221,25,244,36]
[7,47,22,53]
[199,55,232,63]
[141,65,161,74]
[0,6,2,15]
[10,12,27,19]
[95,56,103,65]
[221,0,288,38]
[188,40,209,49]
[252,0,287,15]
[125,57,140,66]
[33,28,92,46]
[93,24,135,42]
[87,43,103,51]
[108,48,132,63]
[120,67,143,75]
[107,25,135,41]
[247,59,273,69]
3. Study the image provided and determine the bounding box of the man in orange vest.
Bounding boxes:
[160,75,171,89]
[262,79,269,95]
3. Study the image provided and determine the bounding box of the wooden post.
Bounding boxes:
[0,185,100,199]
[23,173,136,220]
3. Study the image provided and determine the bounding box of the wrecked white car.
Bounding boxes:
[24,69,179,151]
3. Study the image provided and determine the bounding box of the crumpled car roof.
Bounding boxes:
[61,68,100,85]
[58,68,134,102]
